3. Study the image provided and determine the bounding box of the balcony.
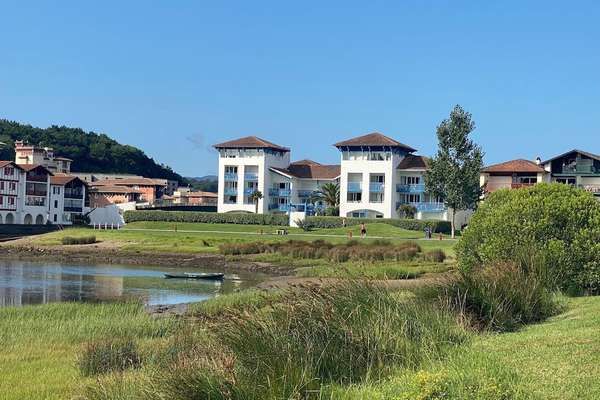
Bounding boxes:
[244,188,258,195]
[244,173,258,181]
[26,189,47,197]
[224,173,238,181]
[347,182,362,193]
[396,184,425,193]
[224,188,238,196]
[64,189,84,199]
[25,196,46,207]
[297,190,314,198]
[396,202,446,213]
[269,188,291,197]
[369,182,385,192]
[268,203,290,211]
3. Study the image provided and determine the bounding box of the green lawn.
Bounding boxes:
[25,221,456,256]
[0,302,176,400]
[332,296,600,400]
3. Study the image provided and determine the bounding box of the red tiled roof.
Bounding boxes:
[0,161,24,170]
[213,136,289,152]
[90,186,143,194]
[334,132,417,152]
[271,160,340,180]
[482,159,545,173]
[91,178,166,187]
[397,155,430,170]
[50,174,87,186]
[18,164,53,175]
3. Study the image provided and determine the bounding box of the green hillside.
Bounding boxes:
[0,119,184,182]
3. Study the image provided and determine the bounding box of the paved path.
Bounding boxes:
[118,227,457,241]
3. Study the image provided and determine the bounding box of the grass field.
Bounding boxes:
[25,221,457,256]
[1,287,599,399]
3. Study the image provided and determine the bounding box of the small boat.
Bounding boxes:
[164,272,225,280]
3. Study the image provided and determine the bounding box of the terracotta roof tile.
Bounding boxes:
[90,186,143,194]
[0,161,24,170]
[397,155,430,170]
[334,132,417,152]
[213,136,289,152]
[50,174,87,186]
[271,160,340,180]
[91,178,166,186]
[482,159,545,173]
[185,191,218,198]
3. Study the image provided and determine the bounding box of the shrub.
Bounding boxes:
[456,183,600,294]
[304,216,451,234]
[79,338,142,376]
[124,210,289,226]
[62,235,97,245]
[218,283,467,398]
[424,249,446,263]
[443,253,561,332]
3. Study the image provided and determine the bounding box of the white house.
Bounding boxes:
[335,132,447,220]
[49,175,89,225]
[214,136,340,214]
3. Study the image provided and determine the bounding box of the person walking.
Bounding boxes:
[360,222,367,239]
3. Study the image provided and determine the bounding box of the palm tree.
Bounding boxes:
[317,183,340,208]
[250,190,263,214]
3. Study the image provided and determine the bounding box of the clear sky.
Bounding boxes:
[1,1,599,176]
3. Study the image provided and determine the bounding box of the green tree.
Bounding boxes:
[250,190,263,214]
[425,105,483,238]
[317,183,340,208]
[397,204,417,219]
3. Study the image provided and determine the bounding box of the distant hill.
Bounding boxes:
[0,119,184,183]
[186,176,218,192]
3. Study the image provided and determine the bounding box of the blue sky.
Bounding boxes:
[1,1,599,176]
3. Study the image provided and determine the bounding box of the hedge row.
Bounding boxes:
[304,216,452,234]
[123,210,289,226]
[124,210,451,233]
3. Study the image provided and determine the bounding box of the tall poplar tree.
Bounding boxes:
[425,105,483,238]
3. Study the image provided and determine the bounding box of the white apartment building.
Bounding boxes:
[0,158,89,225]
[214,136,339,214]
[335,132,447,220]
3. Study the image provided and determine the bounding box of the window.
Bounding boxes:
[54,200,58,208]
[0,195,3,205]
[225,166,238,173]
[400,176,420,185]
[399,194,421,203]
[52,186,61,195]
[4,167,14,176]
[9,182,16,191]
[347,192,362,202]
[53,214,57,222]
[8,197,15,206]
[0,181,3,190]
[369,192,384,203]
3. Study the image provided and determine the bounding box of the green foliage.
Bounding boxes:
[397,203,417,219]
[0,119,183,182]
[78,338,142,377]
[217,283,467,399]
[456,183,600,294]
[61,235,97,245]
[423,249,446,263]
[425,105,483,236]
[305,216,451,234]
[124,210,289,226]
[317,182,340,208]
[249,190,263,213]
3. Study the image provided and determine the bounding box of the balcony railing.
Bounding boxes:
[26,189,47,197]
[224,188,238,196]
[369,182,384,192]
[244,173,258,181]
[224,173,238,181]
[64,189,84,199]
[244,188,258,195]
[297,190,314,198]
[347,182,362,193]
[268,203,290,211]
[396,184,425,193]
[25,196,46,207]
[396,202,446,213]
[269,188,291,197]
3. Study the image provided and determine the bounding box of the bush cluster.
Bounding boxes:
[304,216,451,234]
[124,210,289,226]
[457,183,600,294]
[79,338,142,376]
[61,235,97,245]
[219,239,432,263]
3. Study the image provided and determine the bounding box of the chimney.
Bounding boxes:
[535,157,542,165]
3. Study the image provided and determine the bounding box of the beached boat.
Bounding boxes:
[164,272,225,280]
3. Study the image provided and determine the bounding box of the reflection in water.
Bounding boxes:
[0,260,265,307]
